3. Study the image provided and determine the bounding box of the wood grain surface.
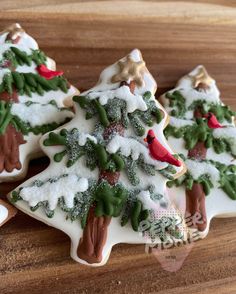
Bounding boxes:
[1,1,236,293]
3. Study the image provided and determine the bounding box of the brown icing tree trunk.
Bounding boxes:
[77,81,134,264]
[0,124,25,173]
[185,101,208,232]
[76,206,112,264]
[0,90,26,173]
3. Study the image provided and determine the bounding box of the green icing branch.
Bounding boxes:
[164,118,236,157]
[0,101,12,135]
[159,165,177,180]
[44,129,86,167]
[0,101,72,136]
[121,187,181,241]
[130,200,149,232]
[10,47,32,66]
[0,71,69,97]
[215,163,236,200]
[11,176,97,226]
[58,182,97,228]
[12,175,181,240]
[165,90,235,122]
[164,118,210,150]
[44,128,108,169]
[1,47,47,68]
[165,90,187,117]
[121,187,162,230]
[167,172,213,196]
[93,99,110,127]
[45,128,173,185]
[13,116,70,136]
[73,91,163,137]
[183,118,209,150]
[94,181,127,217]
[189,100,235,123]
[167,158,236,200]
[10,178,137,232]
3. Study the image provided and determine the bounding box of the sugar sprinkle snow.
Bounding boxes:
[20,175,89,210]
[66,130,98,147]
[213,127,236,155]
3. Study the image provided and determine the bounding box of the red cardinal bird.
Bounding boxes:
[144,130,182,167]
[203,112,223,129]
[37,64,64,80]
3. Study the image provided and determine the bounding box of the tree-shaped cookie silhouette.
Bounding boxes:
[9,49,187,266]
[0,23,78,183]
[161,66,236,236]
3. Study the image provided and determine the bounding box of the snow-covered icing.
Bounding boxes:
[106,134,168,169]
[11,103,74,127]
[169,117,194,128]
[66,130,97,146]
[137,190,159,211]
[213,127,236,139]
[87,85,147,113]
[0,24,38,50]
[77,133,97,146]
[159,65,236,265]
[18,86,77,107]
[0,43,34,58]
[16,64,38,74]
[162,65,221,114]
[20,175,89,210]
[186,159,220,186]
[0,23,78,183]
[173,65,221,108]
[82,49,157,96]
[213,127,236,155]
[9,48,187,267]
[0,204,8,224]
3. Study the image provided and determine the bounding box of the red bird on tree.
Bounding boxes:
[203,112,223,129]
[37,64,64,80]
[144,129,182,167]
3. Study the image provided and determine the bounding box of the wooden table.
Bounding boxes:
[1,1,236,293]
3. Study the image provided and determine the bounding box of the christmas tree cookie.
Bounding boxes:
[8,49,187,266]
[0,23,78,182]
[160,66,236,236]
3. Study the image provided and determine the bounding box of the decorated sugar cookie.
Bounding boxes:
[8,49,187,266]
[0,23,78,182]
[0,199,17,227]
[160,66,236,237]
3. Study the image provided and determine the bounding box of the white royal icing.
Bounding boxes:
[20,174,89,210]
